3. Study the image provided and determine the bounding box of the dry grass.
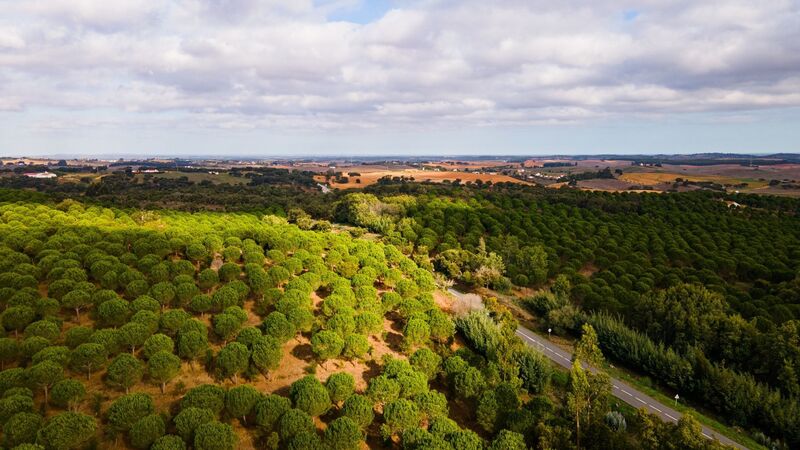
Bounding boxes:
[315,169,533,189]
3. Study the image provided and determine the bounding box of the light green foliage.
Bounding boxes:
[342,334,370,361]
[382,398,419,435]
[342,394,374,429]
[215,342,249,383]
[311,330,344,361]
[278,409,314,441]
[326,372,355,405]
[410,348,441,380]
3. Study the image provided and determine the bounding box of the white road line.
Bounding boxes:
[702,433,711,439]
[665,414,677,421]
[621,389,632,396]
[634,396,647,404]
[651,406,663,413]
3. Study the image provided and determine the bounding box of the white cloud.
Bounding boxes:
[0,0,798,132]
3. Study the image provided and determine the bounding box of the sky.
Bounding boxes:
[1,0,799,157]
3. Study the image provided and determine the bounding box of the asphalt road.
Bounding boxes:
[446,288,745,449]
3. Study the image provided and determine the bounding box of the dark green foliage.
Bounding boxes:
[107,392,154,432]
[36,412,96,450]
[342,394,374,429]
[225,385,260,422]
[215,342,249,383]
[106,353,144,393]
[0,394,34,425]
[181,384,226,415]
[290,375,331,417]
[382,398,419,435]
[194,421,237,450]
[151,435,187,450]
[278,409,314,441]
[49,379,85,411]
[254,394,291,432]
[323,417,362,450]
[142,334,174,360]
[3,412,42,448]
[69,343,107,379]
[130,414,165,449]
[147,351,182,393]
[410,348,442,380]
[174,407,215,442]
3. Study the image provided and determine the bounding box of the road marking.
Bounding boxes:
[634,396,647,404]
[651,406,663,413]
[665,414,677,421]
[620,389,632,396]
[702,433,711,439]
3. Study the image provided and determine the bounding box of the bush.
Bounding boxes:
[130,414,165,449]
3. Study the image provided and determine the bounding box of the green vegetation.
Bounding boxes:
[1,174,798,449]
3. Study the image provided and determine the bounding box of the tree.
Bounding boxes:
[323,417,362,450]
[150,282,176,310]
[97,299,131,328]
[118,322,151,355]
[148,351,182,394]
[278,409,314,441]
[26,361,63,407]
[410,348,441,380]
[177,331,208,369]
[254,394,291,432]
[190,294,213,317]
[130,414,165,449]
[181,384,225,415]
[261,312,295,343]
[225,385,260,424]
[24,321,61,341]
[36,412,96,450]
[198,269,219,291]
[574,324,603,366]
[454,366,485,399]
[251,336,282,380]
[215,342,249,383]
[403,317,430,349]
[194,422,237,450]
[69,343,107,379]
[2,306,35,337]
[0,394,34,425]
[0,338,18,369]
[142,334,174,360]
[413,390,448,421]
[427,310,455,343]
[342,394,374,429]
[342,334,370,362]
[61,291,92,321]
[50,379,85,411]
[107,393,154,432]
[326,372,355,406]
[290,375,331,417]
[382,398,419,437]
[366,375,400,405]
[566,360,610,449]
[174,406,214,442]
[490,430,527,450]
[3,412,41,448]
[311,330,344,364]
[151,435,187,450]
[213,313,243,344]
[106,353,144,393]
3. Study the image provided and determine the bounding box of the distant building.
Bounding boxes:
[24,172,57,179]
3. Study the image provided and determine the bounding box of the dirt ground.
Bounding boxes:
[314,169,533,189]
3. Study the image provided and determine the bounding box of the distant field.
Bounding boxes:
[620,172,770,189]
[315,169,533,188]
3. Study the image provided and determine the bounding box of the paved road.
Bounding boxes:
[447,288,745,449]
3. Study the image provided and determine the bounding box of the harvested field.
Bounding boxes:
[315,169,533,189]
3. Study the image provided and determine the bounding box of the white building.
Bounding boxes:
[24,172,57,179]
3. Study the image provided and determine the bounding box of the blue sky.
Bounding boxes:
[1,0,799,157]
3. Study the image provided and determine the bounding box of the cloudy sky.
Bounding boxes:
[1,0,799,157]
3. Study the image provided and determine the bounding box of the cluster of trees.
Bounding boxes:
[0,190,451,448]
[528,284,800,447]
